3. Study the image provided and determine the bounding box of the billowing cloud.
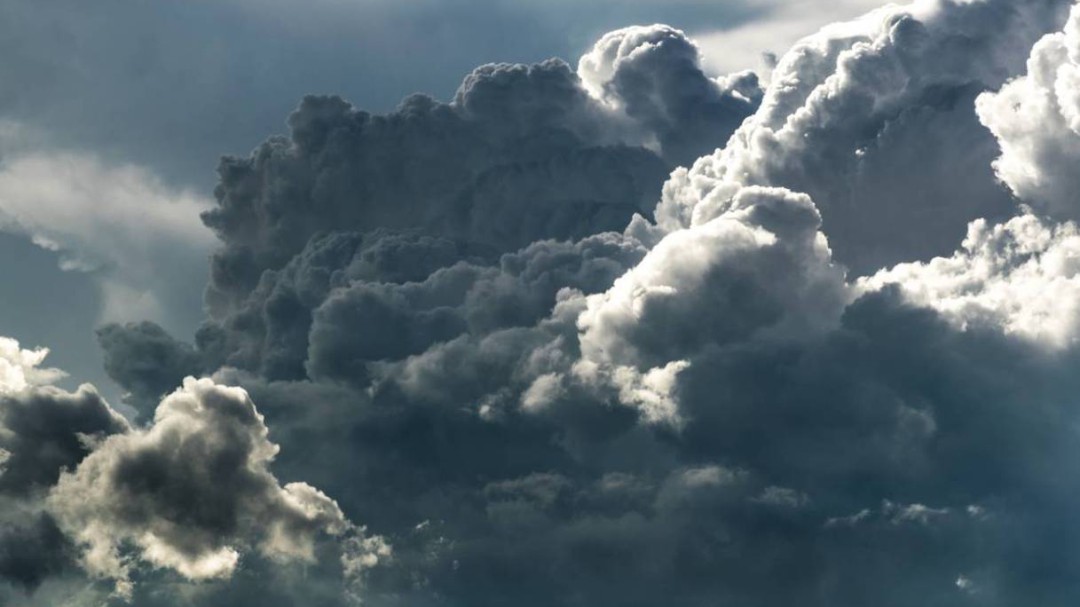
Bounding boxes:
[0,337,64,394]
[0,338,123,595]
[47,377,384,598]
[21,1,1080,605]
[977,3,1080,219]
[655,0,1069,273]
[96,322,204,421]
[0,338,376,603]
[579,24,764,165]
[863,211,1080,347]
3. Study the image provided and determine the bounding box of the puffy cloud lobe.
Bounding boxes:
[571,186,848,424]
[97,321,205,421]
[652,0,1070,273]
[579,24,764,165]
[862,212,1080,347]
[0,337,64,393]
[0,337,128,497]
[0,384,128,495]
[46,377,384,597]
[580,187,846,369]
[978,3,1080,220]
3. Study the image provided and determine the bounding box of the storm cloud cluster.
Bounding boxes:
[11,0,1080,605]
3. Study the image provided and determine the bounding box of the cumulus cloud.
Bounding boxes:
[0,337,377,603]
[579,24,764,165]
[46,377,383,597]
[0,338,125,595]
[863,211,1080,347]
[0,337,64,394]
[200,26,757,319]
[96,321,205,421]
[654,0,1069,273]
[977,2,1080,219]
[0,384,128,496]
[22,1,1080,605]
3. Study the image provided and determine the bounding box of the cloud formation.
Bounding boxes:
[47,377,379,598]
[0,339,380,604]
[977,3,1080,219]
[654,0,1069,272]
[21,1,1080,605]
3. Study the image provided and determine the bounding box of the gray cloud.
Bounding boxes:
[18,1,1080,605]
[0,384,128,495]
[97,321,204,422]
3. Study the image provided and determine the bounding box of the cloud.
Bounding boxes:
[96,322,205,422]
[0,384,129,496]
[0,149,216,327]
[79,6,1080,605]
[862,211,1080,347]
[656,0,1070,273]
[21,1,1080,605]
[0,337,378,603]
[977,3,1080,220]
[46,377,384,598]
[0,338,126,594]
[191,25,759,389]
[0,337,65,394]
[579,24,764,165]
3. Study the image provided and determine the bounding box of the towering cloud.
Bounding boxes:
[652,0,1069,272]
[20,1,1080,605]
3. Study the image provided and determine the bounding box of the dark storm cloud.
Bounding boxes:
[18,1,1080,606]
[0,384,128,495]
[0,514,71,592]
[163,26,759,389]
[97,322,204,422]
[199,30,755,299]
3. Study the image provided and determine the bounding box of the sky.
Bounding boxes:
[6,0,1080,605]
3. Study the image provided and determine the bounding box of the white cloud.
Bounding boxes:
[977,3,1080,220]
[0,336,65,394]
[0,148,216,325]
